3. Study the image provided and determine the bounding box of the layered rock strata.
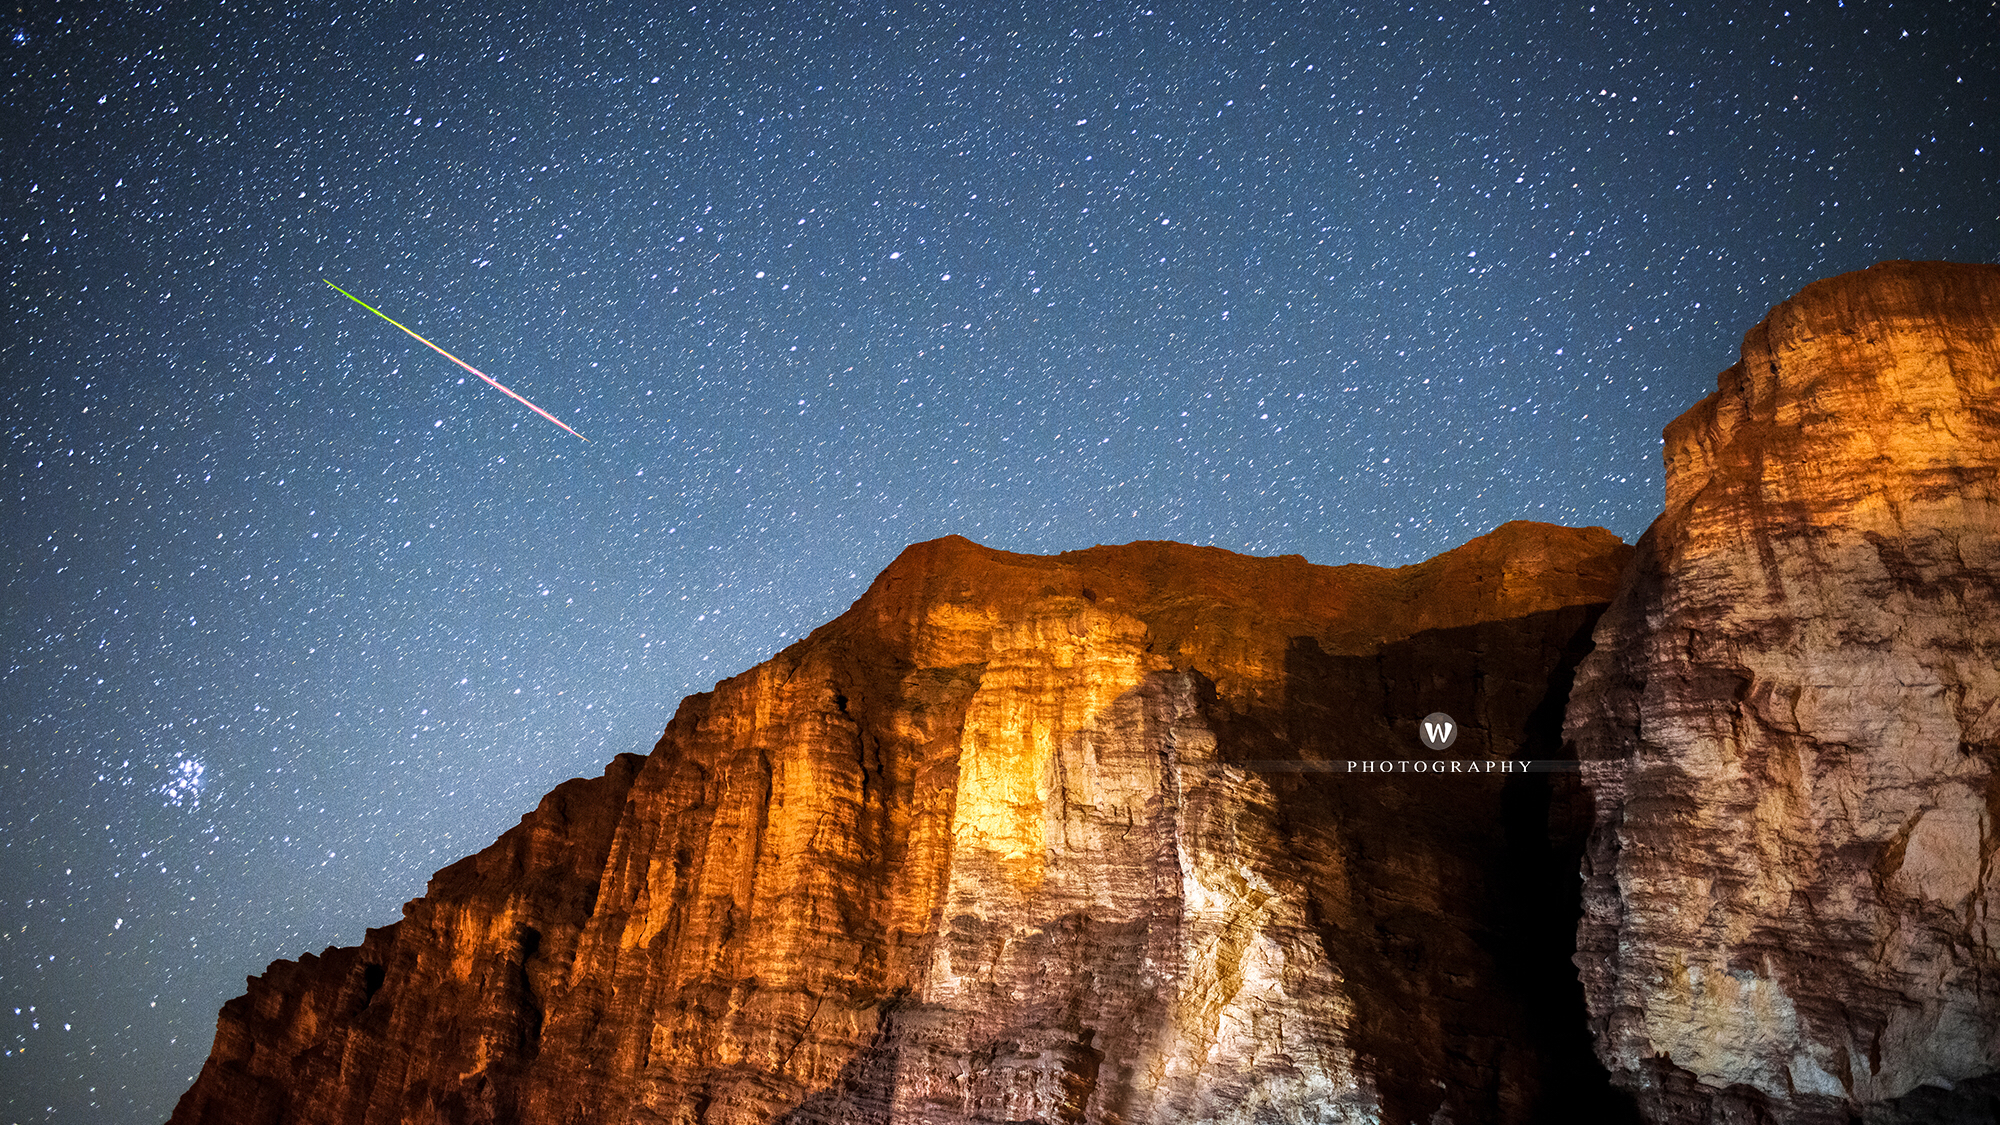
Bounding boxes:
[173,521,1633,1125]
[1568,261,2000,1124]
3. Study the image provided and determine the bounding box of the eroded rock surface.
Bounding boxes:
[1568,261,2000,1124]
[172,521,1632,1125]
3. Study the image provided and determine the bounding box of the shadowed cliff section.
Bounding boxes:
[171,520,1633,1125]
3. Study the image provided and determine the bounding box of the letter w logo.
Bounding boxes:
[1424,720,1453,743]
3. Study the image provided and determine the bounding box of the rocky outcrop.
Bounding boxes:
[171,521,1634,1125]
[1568,261,2000,1123]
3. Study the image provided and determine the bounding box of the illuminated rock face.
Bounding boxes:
[171,522,1633,1125]
[1568,261,2000,1124]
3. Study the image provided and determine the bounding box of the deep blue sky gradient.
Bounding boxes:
[4,1,1994,1118]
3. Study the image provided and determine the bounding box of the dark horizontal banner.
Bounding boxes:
[1233,759,1583,774]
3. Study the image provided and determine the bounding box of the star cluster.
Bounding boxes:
[3,0,1993,1118]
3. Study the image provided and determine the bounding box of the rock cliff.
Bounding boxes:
[171,521,1635,1125]
[1568,261,2000,1124]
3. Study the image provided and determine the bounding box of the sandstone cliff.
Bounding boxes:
[1568,261,2000,1124]
[172,521,1633,1125]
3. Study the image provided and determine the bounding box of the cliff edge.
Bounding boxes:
[171,258,2000,1125]
[171,521,1631,1125]
[1568,260,2000,1124]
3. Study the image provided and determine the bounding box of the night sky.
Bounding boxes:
[3,0,1993,1118]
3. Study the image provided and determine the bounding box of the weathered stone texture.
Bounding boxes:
[1568,260,2000,1124]
[172,521,1632,1125]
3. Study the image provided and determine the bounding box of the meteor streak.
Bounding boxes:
[323,280,587,441]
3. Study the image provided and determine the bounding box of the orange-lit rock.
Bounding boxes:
[1568,261,2000,1124]
[171,521,1633,1125]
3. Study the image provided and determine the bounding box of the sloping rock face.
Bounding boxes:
[172,521,1634,1125]
[1567,261,2000,1124]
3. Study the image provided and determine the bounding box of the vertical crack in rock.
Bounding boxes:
[1569,260,2000,1125]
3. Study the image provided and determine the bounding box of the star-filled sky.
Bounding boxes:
[3,0,1993,1119]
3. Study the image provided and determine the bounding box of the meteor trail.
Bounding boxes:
[323,280,587,441]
